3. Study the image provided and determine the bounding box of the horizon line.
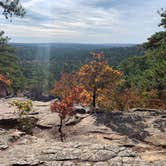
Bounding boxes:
[10,42,141,45]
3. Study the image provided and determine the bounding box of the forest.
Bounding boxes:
[1,40,145,100]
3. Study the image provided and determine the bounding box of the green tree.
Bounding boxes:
[120,9,166,106]
[0,0,25,19]
[0,0,25,96]
[0,31,25,95]
[144,9,166,49]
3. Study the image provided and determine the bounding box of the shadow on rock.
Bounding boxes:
[93,111,151,142]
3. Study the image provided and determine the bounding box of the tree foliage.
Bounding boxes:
[159,9,166,29]
[0,73,11,97]
[51,87,90,141]
[51,73,79,99]
[11,99,33,117]
[0,0,25,19]
[10,99,34,133]
[0,73,11,86]
[0,0,25,97]
[143,9,166,50]
[78,52,122,107]
[119,9,166,108]
[13,43,143,99]
[0,31,24,96]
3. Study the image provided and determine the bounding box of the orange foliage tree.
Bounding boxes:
[111,88,143,111]
[50,73,79,99]
[138,89,166,109]
[50,86,90,141]
[78,52,122,107]
[0,73,11,97]
[0,73,11,86]
[50,52,123,140]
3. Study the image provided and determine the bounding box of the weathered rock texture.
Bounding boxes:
[0,98,166,166]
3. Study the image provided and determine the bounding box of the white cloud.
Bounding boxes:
[23,0,45,8]
[1,0,165,43]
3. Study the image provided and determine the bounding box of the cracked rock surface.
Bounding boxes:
[0,140,153,166]
[0,98,166,166]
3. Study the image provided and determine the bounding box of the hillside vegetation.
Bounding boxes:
[13,43,144,97]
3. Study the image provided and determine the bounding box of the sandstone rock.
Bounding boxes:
[0,137,8,150]
[0,129,8,150]
[8,129,25,142]
[0,98,166,166]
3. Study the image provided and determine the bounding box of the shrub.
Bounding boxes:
[51,87,90,141]
[10,100,34,134]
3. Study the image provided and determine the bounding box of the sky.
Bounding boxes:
[0,0,165,43]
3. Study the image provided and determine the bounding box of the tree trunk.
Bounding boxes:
[0,83,8,97]
[92,87,96,108]
[59,118,64,142]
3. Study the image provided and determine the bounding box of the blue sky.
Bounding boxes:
[0,0,165,43]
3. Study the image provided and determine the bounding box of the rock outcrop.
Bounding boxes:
[0,98,166,166]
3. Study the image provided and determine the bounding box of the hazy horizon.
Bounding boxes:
[10,42,138,45]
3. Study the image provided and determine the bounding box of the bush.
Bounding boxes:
[10,100,34,134]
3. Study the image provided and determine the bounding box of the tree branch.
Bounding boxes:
[0,1,5,8]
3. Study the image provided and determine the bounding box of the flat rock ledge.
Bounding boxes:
[0,99,166,166]
[0,139,165,166]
